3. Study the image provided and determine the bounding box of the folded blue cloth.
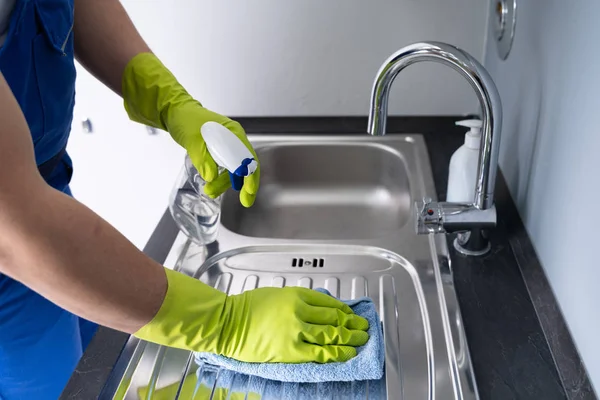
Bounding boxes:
[193,288,385,384]
[194,365,385,400]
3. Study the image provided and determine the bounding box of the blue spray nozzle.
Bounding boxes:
[229,173,244,191]
[233,158,255,177]
[229,158,255,191]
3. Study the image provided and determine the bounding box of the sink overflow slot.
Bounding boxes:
[292,258,324,268]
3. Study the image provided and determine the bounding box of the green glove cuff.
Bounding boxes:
[121,52,261,207]
[133,268,226,353]
[121,52,195,136]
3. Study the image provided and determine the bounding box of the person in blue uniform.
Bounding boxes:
[0,1,370,399]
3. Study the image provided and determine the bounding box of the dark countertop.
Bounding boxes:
[60,117,596,400]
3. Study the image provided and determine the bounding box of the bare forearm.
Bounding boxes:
[0,73,166,334]
[73,0,150,95]
[0,183,167,333]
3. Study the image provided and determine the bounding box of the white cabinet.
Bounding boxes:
[67,64,185,249]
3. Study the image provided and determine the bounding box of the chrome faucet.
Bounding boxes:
[367,42,503,256]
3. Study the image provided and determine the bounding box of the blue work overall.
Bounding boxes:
[0,1,98,398]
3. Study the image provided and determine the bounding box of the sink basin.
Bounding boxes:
[101,134,478,400]
[221,141,412,240]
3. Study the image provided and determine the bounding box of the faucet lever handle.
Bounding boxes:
[415,198,445,234]
[419,197,432,213]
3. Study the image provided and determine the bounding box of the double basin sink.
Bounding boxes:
[103,134,479,400]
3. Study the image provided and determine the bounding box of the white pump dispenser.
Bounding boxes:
[446,119,482,203]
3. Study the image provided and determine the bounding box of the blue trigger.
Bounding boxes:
[229,173,244,191]
[228,158,254,191]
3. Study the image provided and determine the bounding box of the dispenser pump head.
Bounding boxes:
[455,119,482,149]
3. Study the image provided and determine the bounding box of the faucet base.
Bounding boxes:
[454,229,491,256]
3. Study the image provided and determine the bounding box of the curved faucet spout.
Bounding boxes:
[367,42,503,256]
[367,42,502,211]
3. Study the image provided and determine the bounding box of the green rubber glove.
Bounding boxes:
[122,52,260,207]
[134,268,369,364]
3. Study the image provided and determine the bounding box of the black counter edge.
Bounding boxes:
[233,115,476,134]
[496,175,597,399]
[59,116,596,400]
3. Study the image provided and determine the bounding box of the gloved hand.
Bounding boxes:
[134,268,369,364]
[121,52,259,207]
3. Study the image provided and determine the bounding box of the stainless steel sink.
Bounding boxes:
[101,134,479,400]
[221,141,412,240]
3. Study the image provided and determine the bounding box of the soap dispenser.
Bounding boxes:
[446,119,482,203]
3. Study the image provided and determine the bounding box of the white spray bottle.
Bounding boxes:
[200,121,258,191]
[446,119,482,203]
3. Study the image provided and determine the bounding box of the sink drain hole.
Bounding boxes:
[291,258,325,268]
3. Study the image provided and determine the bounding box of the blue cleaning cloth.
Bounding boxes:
[193,288,384,384]
[193,365,385,400]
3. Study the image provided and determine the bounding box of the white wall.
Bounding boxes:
[121,0,488,116]
[68,66,185,249]
[484,1,600,392]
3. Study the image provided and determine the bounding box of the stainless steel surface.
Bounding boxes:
[221,141,412,240]
[415,199,496,234]
[101,134,479,400]
[493,0,517,60]
[367,41,503,255]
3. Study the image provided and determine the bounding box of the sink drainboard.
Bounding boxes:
[200,244,433,400]
[106,241,451,400]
